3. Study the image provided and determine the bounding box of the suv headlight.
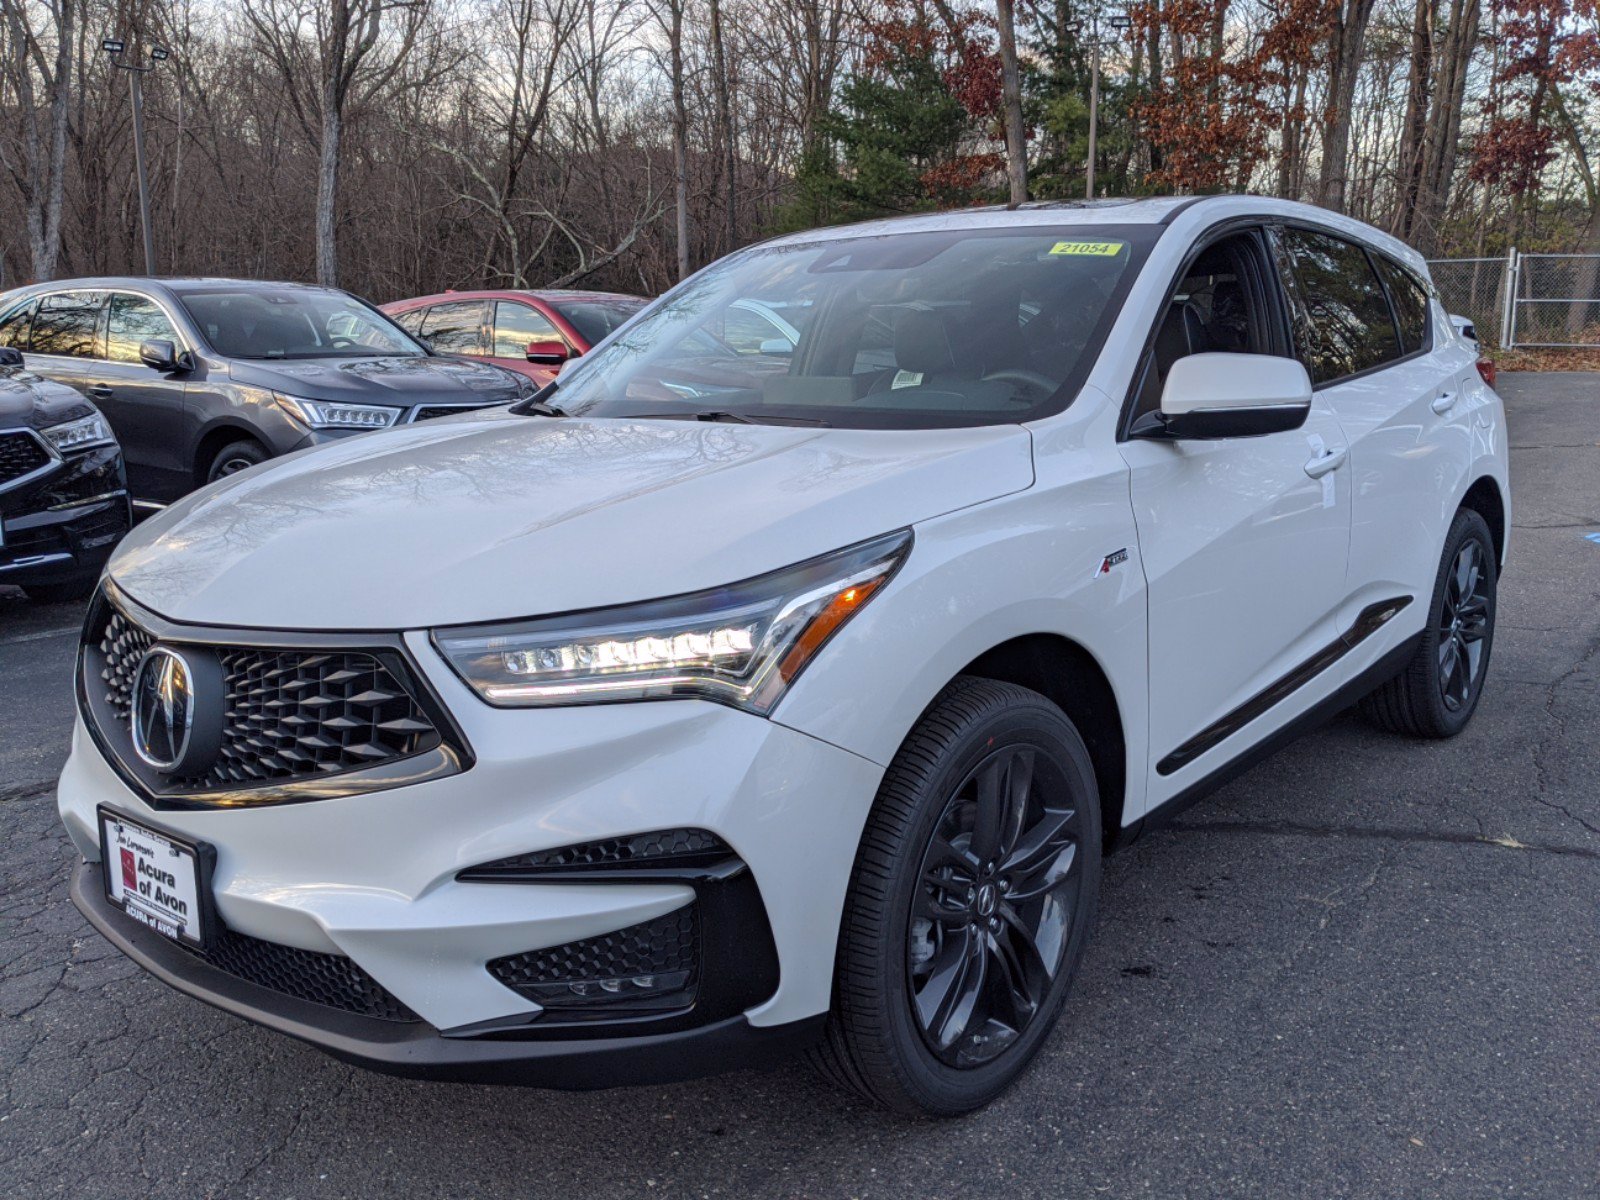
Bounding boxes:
[433,531,911,713]
[42,413,115,452]
[276,393,401,430]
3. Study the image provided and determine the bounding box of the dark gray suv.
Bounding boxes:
[0,278,531,504]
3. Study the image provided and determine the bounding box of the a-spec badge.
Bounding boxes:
[1094,548,1130,579]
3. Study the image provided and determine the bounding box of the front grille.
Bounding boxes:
[488,906,699,1011]
[92,604,443,792]
[179,925,420,1022]
[461,829,731,879]
[412,403,496,423]
[0,430,51,485]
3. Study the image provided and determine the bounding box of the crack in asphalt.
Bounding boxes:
[1164,818,1600,859]
[1527,622,1600,838]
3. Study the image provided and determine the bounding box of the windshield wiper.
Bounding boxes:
[509,382,567,417]
[612,409,831,428]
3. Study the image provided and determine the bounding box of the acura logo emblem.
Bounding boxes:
[130,645,224,776]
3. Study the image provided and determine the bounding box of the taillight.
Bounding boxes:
[1475,358,1496,388]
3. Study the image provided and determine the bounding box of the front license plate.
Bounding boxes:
[98,808,211,948]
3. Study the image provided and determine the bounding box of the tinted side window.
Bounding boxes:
[1375,256,1431,355]
[420,301,485,355]
[31,292,102,358]
[0,298,35,348]
[106,293,180,363]
[1279,228,1400,383]
[492,301,559,357]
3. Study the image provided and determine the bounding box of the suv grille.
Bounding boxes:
[488,906,699,1012]
[0,431,51,485]
[90,602,445,793]
[180,925,420,1022]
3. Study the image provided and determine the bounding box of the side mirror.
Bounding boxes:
[1133,353,1312,440]
[525,340,570,366]
[139,338,182,372]
[0,346,22,368]
[757,338,793,356]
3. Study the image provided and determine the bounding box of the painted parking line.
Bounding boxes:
[0,626,78,648]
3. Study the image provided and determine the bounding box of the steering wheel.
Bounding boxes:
[329,336,356,349]
[980,368,1056,396]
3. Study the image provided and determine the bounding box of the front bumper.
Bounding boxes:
[71,861,822,1086]
[59,632,883,1077]
[0,444,129,586]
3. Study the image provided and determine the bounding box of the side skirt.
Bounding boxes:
[1156,596,1413,777]
[1113,631,1422,851]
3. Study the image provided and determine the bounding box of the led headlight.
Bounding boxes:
[41,413,115,452]
[434,530,911,713]
[276,393,401,430]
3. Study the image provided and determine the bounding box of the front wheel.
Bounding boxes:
[205,439,269,484]
[811,677,1102,1116]
[1361,507,1497,737]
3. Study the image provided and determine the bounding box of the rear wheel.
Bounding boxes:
[205,439,269,483]
[1361,508,1497,737]
[811,676,1101,1116]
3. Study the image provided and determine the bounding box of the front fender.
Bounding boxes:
[771,469,1150,828]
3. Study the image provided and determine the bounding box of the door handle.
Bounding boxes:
[1303,446,1346,478]
[85,384,113,400]
[1431,391,1456,414]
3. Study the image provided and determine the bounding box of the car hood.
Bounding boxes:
[109,410,1034,629]
[0,366,97,430]
[228,355,523,406]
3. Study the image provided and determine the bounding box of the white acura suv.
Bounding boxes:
[59,197,1507,1116]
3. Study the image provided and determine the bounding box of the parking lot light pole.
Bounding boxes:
[1086,12,1132,201]
[102,39,169,276]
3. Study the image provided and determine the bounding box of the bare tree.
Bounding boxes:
[708,0,734,250]
[1317,0,1378,211]
[242,0,428,285]
[0,0,74,280]
[995,0,1027,207]
[647,0,690,281]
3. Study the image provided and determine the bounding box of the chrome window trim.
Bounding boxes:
[101,288,195,362]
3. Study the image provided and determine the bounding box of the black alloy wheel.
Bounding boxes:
[812,676,1101,1116]
[909,743,1084,1068]
[1437,537,1491,712]
[1361,506,1497,738]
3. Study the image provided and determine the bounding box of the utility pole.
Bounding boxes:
[1086,12,1131,201]
[102,39,170,276]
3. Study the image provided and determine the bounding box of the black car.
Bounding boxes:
[0,279,533,505]
[0,346,131,601]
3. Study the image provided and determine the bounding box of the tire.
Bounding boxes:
[205,439,269,483]
[1360,507,1497,738]
[810,676,1102,1116]
[24,576,97,604]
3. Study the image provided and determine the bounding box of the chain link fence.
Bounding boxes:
[1507,253,1600,348]
[1426,251,1600,349]
[1426,256,1510,347]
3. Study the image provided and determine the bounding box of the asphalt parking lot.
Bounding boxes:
[2,372,1597,1199]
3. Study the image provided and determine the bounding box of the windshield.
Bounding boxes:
[551,297,647,345]
[551,225,1156,429]
[179,289,426,360]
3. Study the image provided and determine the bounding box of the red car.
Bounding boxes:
[381,289,647,387]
